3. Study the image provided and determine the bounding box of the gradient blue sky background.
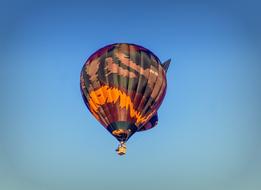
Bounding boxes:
[0,0,261,190]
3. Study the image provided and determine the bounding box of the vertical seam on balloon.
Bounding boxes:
[135,51,153,128]
[103,49,114,125]
[80,72,90,109]
[84,60,110,126]
[115,45,121,122]
[147,65,166,116]
[140,56,161,117]
[104,48,115,123]
[95,53,112,126]
[131,46,142,126]
[132,49,149,127]
[126,44,131,123]
[111,46,121,123]
[153,70,167,111]
[81,68,108,126]
[139,55,161,123]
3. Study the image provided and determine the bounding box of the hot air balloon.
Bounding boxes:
[80,43,171,155]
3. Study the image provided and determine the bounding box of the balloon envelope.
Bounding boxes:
[80,43,169,143]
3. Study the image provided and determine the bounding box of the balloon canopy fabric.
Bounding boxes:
[137,112,158,132]
[80,43,170,155]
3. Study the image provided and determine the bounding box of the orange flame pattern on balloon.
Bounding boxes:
[88,85,155,125]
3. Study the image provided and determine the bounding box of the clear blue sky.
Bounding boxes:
[0,1,261,190]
